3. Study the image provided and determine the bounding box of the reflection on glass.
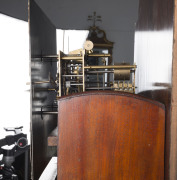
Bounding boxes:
[134,30,173,93]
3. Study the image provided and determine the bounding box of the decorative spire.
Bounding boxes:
[87,11,102,27]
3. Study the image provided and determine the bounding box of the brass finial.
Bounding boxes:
[87,11,102,27]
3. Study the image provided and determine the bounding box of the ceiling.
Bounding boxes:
[0,0,28,21]
[0,0,139,30]
[0,0,139,63]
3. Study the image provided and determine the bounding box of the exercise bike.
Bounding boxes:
[0,127,29,180]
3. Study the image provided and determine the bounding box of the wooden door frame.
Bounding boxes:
[170,0,177,179]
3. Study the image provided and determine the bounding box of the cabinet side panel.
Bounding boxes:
[29,0,57,179]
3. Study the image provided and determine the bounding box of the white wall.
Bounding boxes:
[0,0,28,21]
[0,14,30,140]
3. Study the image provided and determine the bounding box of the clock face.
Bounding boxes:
[84,40,94,51]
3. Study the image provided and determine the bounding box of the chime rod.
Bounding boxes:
[32,55,83,60]
[70,83,83,86]
[85,70,135,74]
[61,56,83,60]
[63,82,112,84]
[85,71,113,74]
[41,55,58,58]
[62,75,83,77]
[32,81,50,84]
[68,64,82,67]
[33,88,56,91]
[33,54,110,58]
[87,53,111,57]
[42,111,58,114]
[85,82,111,84]
[32,111,58,114]
[86,87,114,90]
[84,65,137,69]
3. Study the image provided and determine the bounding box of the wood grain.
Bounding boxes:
[170,0,177,178]
[138,89,171,180]
[136,0,173,30]
[57,91,165,180]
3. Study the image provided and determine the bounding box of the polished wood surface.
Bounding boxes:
[57,91,165,179]
[138,89,171,180]
[171,1,177,178]
[137,0,173,30]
